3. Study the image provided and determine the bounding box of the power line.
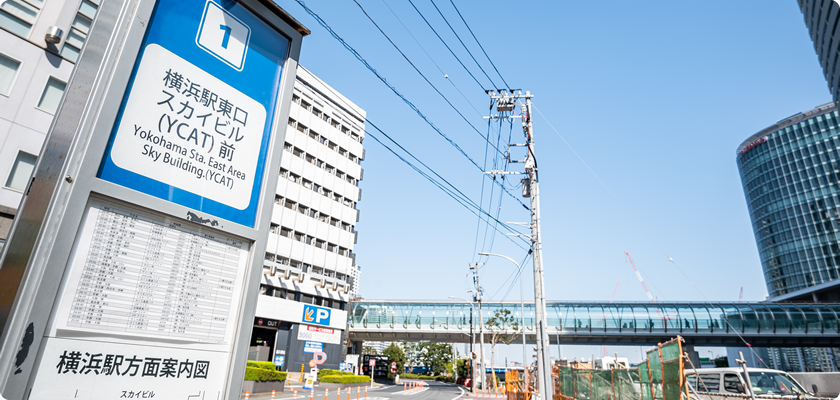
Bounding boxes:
[379,0,486,120]
[293,0,529,210]
[350,0,505,157]
[364,120,529,250]
[427,0,498,89]
[406,0,486,91]
[447,0,511,90]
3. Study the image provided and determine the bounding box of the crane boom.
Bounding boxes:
[625,252,655,303]
[609,281,620,302]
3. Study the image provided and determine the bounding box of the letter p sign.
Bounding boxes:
[303,305,331,326]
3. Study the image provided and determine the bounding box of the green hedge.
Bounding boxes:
[318,369,353,377]
[247,361,279,371]
[244,366,287,382]
[319,375,371,383]
[436,376,455,383]
[402,373,437,380]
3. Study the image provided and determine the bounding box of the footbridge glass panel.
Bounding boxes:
[347,301,840,346]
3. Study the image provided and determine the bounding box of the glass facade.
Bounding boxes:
[737,103,840,297]
[348,301,840,336]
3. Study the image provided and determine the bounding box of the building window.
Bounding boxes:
[5,150,36,191]
[269,224,280,234]
[60,0,99,62]
[0,0,42,38]
[280,227,292,238]
[36,77,67,114]
[0,52,21,96]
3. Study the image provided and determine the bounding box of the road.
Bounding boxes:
[243,380,485,400]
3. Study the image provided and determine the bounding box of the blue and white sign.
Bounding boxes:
[339,362,347,372]
[303,341,323,353]
[274,355,285,367]
[99,0,289,227]
[302,304,331,326]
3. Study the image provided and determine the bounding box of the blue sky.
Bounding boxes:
[274,0,831,362]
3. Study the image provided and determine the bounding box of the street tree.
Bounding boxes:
[418,343,454,376]
[404,342,421,373]
[362,345,379,355]
[382,343,405,378]
[486,308,520,389]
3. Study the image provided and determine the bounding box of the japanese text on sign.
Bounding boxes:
[56,350,209,379]
[109,44,266,210]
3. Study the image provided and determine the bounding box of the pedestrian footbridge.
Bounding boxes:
[347,300,840,347]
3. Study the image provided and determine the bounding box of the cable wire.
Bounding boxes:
[351,0,505,157]
[427,0,498,89]
[379,0,487,120]
[446,0,511,90]
[293,0,529,210]
[406,0,486,91]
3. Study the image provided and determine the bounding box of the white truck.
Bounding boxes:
[685,367,835,400]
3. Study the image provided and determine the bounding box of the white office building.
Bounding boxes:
[251,65,366,373]
[0,0,101,249]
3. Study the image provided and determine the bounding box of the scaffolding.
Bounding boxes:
[507,336,688,400]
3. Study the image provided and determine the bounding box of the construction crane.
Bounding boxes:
[604,281,620,356]
[625,252,654,303]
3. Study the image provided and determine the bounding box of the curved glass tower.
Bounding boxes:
[738,103,840,297]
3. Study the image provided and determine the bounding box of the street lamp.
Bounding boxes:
[479,252,528,391]
[449,296,477,394]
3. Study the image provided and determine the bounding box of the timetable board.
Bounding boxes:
[53,198,250,345]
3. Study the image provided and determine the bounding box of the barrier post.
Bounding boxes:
[337,388,341,400]
[300,363,305,382]
[272,390,276,400]
[365,387,368,400]
[403,383,406,393]
[294,390,297,400]
[348,386,351,400]
[310,389,314,400]
[245,392,250,400]
[325,388,329,400]
[357,386,360,400]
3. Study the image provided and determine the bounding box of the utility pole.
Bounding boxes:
[469,262,486,390]
[470,305,475,393]
[487,90,552,400]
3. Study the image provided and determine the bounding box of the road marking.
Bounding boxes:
[450,387,466,400]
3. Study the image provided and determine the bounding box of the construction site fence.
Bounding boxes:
[505,336,688,400]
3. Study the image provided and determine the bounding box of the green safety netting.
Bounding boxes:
[517,337,687,400]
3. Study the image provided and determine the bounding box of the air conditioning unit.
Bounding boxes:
[332,281,338,291]
[343,285,349,294]
[320,278,327,288]
[284,268,291,280]
[298,272,306,283]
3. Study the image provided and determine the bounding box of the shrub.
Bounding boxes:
[318,369,352,377]
[402,373,436,380]
[248,361,280,371]
[436,376,456,383]
[320,375,371,383]
[244,366,287,382]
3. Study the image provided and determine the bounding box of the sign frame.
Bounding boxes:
[0,0,307,399]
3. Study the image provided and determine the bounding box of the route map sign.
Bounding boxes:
[0,0,305,399]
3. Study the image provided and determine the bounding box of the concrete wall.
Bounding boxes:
[789,372,840,397]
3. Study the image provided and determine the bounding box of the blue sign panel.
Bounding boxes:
[302,304,331,326]
[99,0,290,227]
[274,355,285,367]
[303,341,323,353]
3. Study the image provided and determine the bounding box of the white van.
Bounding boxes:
[684,368,826,399]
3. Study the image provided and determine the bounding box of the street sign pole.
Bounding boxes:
[0,1,306,399]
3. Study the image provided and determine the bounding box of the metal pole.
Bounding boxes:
[472,263,486,390]
[479,253,527,388]
[471,305,476,394]
[524,92,553,400]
